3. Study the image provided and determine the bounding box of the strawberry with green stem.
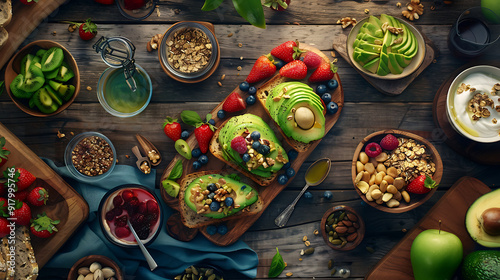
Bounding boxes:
[271,40,304,63]
[163,117,182,142]
[65,18,97,41]
[3,167,36,192]
[0,137,10,168]
[308,60,338,83]
[279,60,308,80]
[27,187,49,207]
[406,175,437,194]
[181,111,216,154]
[30,213,60,238]
[246,54,277,84]
[263,0,290,11]
[11,200,31,226]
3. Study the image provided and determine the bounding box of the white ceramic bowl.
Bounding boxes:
[446,65,500,143]
[347,16,426,80]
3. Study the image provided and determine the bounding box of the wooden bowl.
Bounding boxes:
[4,40,80,117]
[67,255,123,280]
[321,205,365,251]
[351,130,443,213]
[346,16,426,80]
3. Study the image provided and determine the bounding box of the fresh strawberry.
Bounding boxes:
[0,198,8,218]
[138,202,147,214]
[380,134,399,151]
[11,201,31,226]
[223,92,246,113]
[303,52,323,70]
[15,189,29,202]
[279,60,308,80]
[271,40,304,63]
[246,54,277,84]
[124,0,146,10]
[27,187,49,206]
[181,111,216,154]
[263,0,290,11]
[19,0,37,5]
[0,137,10,168]
[16,168,36,191]
[94,0,115,4]
[30,213,59,238]
[0,217,9,238]
[163,117,182,142]
[146,200,159,214]
[78,18,97,41]
[308,61,337,83]
[406,175,437,195]
[115,226,131,238]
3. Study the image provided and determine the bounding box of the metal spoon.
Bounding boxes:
[127,219,158,271]
[275,158,332,227]
[132,145,151,174]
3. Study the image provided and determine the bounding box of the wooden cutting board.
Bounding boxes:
[0,0,67,70]
[0,122,89,268]
[365,176,492,280]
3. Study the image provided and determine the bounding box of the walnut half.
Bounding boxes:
[402,0,424,21]
[337,17,357,29]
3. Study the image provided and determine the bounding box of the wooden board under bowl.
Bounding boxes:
[0,122,89,268]
[160,43,344,246]
[365,176,491,280]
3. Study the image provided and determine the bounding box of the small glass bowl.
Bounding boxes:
[321,205,365,251]
[64,132,116,182]
[98,185,163,248]
[159,21,220,83]
[97,64,152,118]
[116,0,156,20]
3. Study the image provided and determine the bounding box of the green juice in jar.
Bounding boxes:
[103,68,150,113]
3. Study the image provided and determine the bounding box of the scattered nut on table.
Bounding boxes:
[147,33,163,52]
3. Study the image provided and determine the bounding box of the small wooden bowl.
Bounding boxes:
[4,40,80,117]
[351,129,443,213]
[67,255,123,280]
[321,205,365,251]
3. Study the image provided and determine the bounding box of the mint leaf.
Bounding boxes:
[268,247,285,278]
[181,110,202,127]
[167,159,183,180]
[201,0,224,11]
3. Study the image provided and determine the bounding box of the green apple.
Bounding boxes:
[411,229,464,280]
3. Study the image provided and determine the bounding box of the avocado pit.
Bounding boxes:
[294,107,315,130]
[481,207,500,236]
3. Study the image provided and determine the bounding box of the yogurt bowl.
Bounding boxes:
[446,65,500,143]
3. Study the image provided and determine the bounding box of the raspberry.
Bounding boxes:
[115,226,131,238]
[121,190,135,202]
[365,142,382,158]
[113,195,123,207]
[136,223,151,240]
[231,136,248,154]
[138,202,147,214]
[105,210,115,221]
[147,200,159,214]
[380,134,399,151]
[115,216,127,227]
[146,212,159,226]
[113,206,123,217]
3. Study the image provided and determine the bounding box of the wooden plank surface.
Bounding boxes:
[2,0,500,279]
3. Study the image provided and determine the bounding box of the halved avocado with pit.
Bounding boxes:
[465,188,500,248]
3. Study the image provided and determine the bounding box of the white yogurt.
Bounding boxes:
[450,72,500,138]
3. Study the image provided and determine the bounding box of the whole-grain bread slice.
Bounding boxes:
[178,170,263,228]
[1,226,38,280]
[0,26,8,49]
[0,0,12,27]
[256,43,331,152]
[0,237,6,280]
[209,117,279,187]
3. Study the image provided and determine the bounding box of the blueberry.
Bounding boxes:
[198,154,209,165]
[275,59,285,69]
[258,145,270,155]
[326,101,339,115]
[217,224,228,235]
[217,110,226,119]
[277,174,289,185]
[287,149,298,161]
[208,119,215,126]
[316,84,327,95]
[304,191,313,199]
[210,201,220,211]
[248,86,257,95]
[191,148,202,158]
[239,81,250,92]
[251,141,261,150]
[225,197,234,207]
[281,161,291,170]
[250,131,260,140]
[193,161,201,170]
[246,95,256,105]
[207,193,215,200]
[299,56,304,61]
[206,225,217,235]
[323,191,333,200]
[242,153,251,162]
[327,79,338,90]
[321,93,332,104]
[286,167,296,178]
[207,183,217,192]
[181,130,189,140]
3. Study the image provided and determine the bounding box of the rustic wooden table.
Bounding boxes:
[1,0,499,279]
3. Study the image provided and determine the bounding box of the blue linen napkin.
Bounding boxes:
[39,158,258,279]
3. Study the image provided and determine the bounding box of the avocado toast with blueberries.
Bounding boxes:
[210,113,289,186]
[178,170,263,228]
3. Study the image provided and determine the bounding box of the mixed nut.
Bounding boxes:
[75,261,116,280]
[174,266,223,280]
[324,210,360,248]
[166,27,212,74]
[72,136,114,176]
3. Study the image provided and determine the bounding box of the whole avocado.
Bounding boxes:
[461,250,500,280]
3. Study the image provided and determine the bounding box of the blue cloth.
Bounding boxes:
[39,158,258,279]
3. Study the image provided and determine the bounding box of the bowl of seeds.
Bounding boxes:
[321,205,365,251]
[173,265,224,280]
[351,130,443,213]
[159,21,220,83]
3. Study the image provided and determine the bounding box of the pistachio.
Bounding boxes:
[304,247,315,255]
[328,259,334,269]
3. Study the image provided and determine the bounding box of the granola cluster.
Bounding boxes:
[166,28,212,73]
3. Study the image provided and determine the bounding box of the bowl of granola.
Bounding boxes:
[159,21,220,83]
[351,130,443,213]
[446,65,500,143]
